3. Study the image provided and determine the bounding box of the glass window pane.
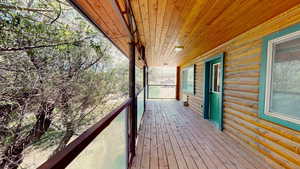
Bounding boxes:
[66,109,128,169]
[0,1,129,168]
[212,63,220,92]
[137,89,145,128]
[187,68,194,91]
[269,36,300,121]
[183,70,188,91]
[136,66,143,92]
[182,65,195,94]
[148,86,176,98]
[148,67,176,85]
[148,67,176,98]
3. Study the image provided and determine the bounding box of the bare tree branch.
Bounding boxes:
[50,1,62,24]
[0,3,54,12]
[0,40,83,52]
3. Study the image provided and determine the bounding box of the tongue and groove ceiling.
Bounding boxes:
[72,0,300,66]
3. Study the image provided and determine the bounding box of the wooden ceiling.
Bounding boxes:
[71,0,300,66]
[131,0,300,66]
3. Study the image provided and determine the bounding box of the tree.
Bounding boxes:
[0,1,128,168]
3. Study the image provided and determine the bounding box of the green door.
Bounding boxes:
[208,58,222,128]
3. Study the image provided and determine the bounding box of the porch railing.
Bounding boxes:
[37,88,145,169]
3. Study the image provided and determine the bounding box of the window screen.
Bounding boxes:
[148,67,176,99]
[266,35,300,123]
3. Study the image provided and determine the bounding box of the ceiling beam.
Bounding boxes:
[107,0,133,39]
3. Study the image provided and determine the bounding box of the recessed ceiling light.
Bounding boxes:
[174,46,184,52]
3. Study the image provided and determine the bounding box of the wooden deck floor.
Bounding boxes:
[130,100,273,169]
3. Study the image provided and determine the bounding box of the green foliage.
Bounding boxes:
[32,128,64,149]
[0,0,129,168]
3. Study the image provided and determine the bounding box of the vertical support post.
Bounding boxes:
[125,0,137,164]
[143,66,146,110]
[146,67,149,99]
[142,46,146,110]
[129,41,136,159]
[176,66,180,100]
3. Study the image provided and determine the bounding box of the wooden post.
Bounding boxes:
[128,41,136,158]
[146,66,149,99]
[142,46,146,110]
[176,66,180,100]
[143,66,147,109]
[124,0,137,162]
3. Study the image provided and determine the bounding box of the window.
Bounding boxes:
[182,65,195,94]
[212,63,221,92]
[259,24,300,131]
[135,66,143,92]
[148,67,176,99]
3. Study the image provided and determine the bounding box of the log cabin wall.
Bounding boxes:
[180,4,300,169]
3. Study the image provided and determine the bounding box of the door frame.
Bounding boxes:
[203,53,225,130]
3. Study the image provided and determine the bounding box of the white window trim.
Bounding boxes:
[264,30,300,124]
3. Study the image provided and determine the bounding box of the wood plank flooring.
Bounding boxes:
[130,100,273,169]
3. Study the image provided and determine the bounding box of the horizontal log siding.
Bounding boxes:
[180,4,300,169]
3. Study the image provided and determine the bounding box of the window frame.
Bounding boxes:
[259,23,300,131]
[181,64,195,95]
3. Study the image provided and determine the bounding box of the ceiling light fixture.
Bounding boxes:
[174,46,184,52]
